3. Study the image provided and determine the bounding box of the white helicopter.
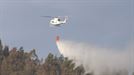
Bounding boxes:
[41,16,68,27]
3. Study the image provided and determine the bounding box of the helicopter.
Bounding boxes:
[41,16,68,27]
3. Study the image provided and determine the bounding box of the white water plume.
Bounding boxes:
[56,39,133,75]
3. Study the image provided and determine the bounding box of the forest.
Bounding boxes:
[0,39,92,75]
[0,39,133,75]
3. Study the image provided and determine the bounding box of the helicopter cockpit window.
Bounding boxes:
[58,19,61,21]
[51,21,54,23]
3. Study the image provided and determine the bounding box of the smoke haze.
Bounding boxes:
[56,39,133,75]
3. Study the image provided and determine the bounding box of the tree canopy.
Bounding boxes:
[0,39,131,75]
[0,39,87,75]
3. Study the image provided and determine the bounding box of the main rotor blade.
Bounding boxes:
[41,16,53,18]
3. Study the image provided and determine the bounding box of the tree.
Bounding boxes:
[0,40,3,51]
[3,46,9,57]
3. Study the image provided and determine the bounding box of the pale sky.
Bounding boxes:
[0,0,133,58]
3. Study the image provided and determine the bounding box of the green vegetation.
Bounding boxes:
[0,40,87,75]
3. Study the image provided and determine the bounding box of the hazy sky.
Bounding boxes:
[0,0,133,58]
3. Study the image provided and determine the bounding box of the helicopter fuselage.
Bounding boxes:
[49,17,67,26]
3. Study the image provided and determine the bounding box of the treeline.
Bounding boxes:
[0,40,90,75]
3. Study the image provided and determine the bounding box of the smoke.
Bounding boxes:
[56,39,133,75]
